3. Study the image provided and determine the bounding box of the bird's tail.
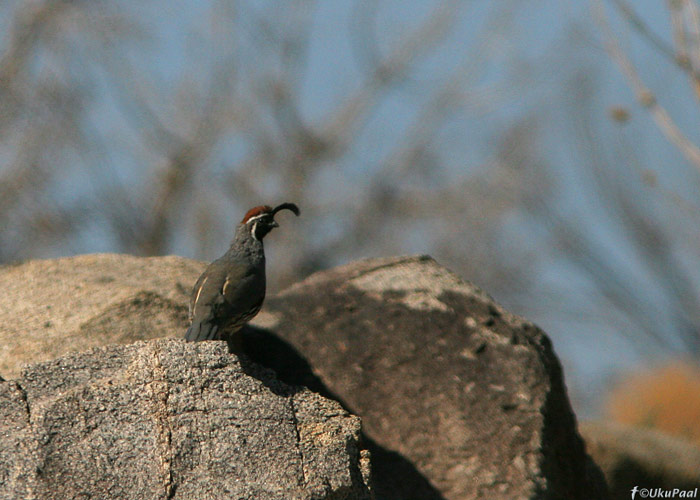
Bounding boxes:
[185,321,219,342]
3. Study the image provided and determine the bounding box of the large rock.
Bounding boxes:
[0,339,372,500]
[1,253,607,499]
[0,254,204,379]
[581,421,700,499]
[246,255,607,500]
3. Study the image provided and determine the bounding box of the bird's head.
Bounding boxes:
[241,202,300,241]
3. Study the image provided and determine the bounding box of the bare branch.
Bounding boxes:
[595,0,700,170]
[323,0,464,150]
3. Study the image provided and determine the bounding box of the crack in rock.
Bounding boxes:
[289,395,308,489]
[145,344,174,499]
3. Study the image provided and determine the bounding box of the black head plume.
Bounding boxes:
[271,202,300,218]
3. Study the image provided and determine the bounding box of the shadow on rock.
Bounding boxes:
[239,324,446,500]
[227,334,303,398]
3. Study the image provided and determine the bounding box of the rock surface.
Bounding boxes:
[247,255,608,500]
[581,421,700,499]
[0,254,203,379]
[1,253,608,499]
[0,339,372,500]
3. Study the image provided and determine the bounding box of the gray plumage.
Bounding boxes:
[185,203,299,343]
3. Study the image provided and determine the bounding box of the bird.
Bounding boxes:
[185,202,300,345]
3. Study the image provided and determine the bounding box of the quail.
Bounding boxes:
[185,202,300,343]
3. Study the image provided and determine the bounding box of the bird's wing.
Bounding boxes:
[220,263,265,312]
[189,260,228,324]
[186,258,264,342]
[189,272,208,321]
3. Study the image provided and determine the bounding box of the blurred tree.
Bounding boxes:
[525,68,700,357]
[13,0,700,414]
[512,0,700,360]
[0,0,537,294]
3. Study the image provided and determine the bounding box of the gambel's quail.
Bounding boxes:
[185,202,299,343]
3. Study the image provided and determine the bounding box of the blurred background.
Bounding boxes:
[2,0,700,433]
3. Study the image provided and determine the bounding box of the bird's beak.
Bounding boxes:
[270,220,279,228]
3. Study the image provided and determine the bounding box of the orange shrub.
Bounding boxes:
[606,360,700,446]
